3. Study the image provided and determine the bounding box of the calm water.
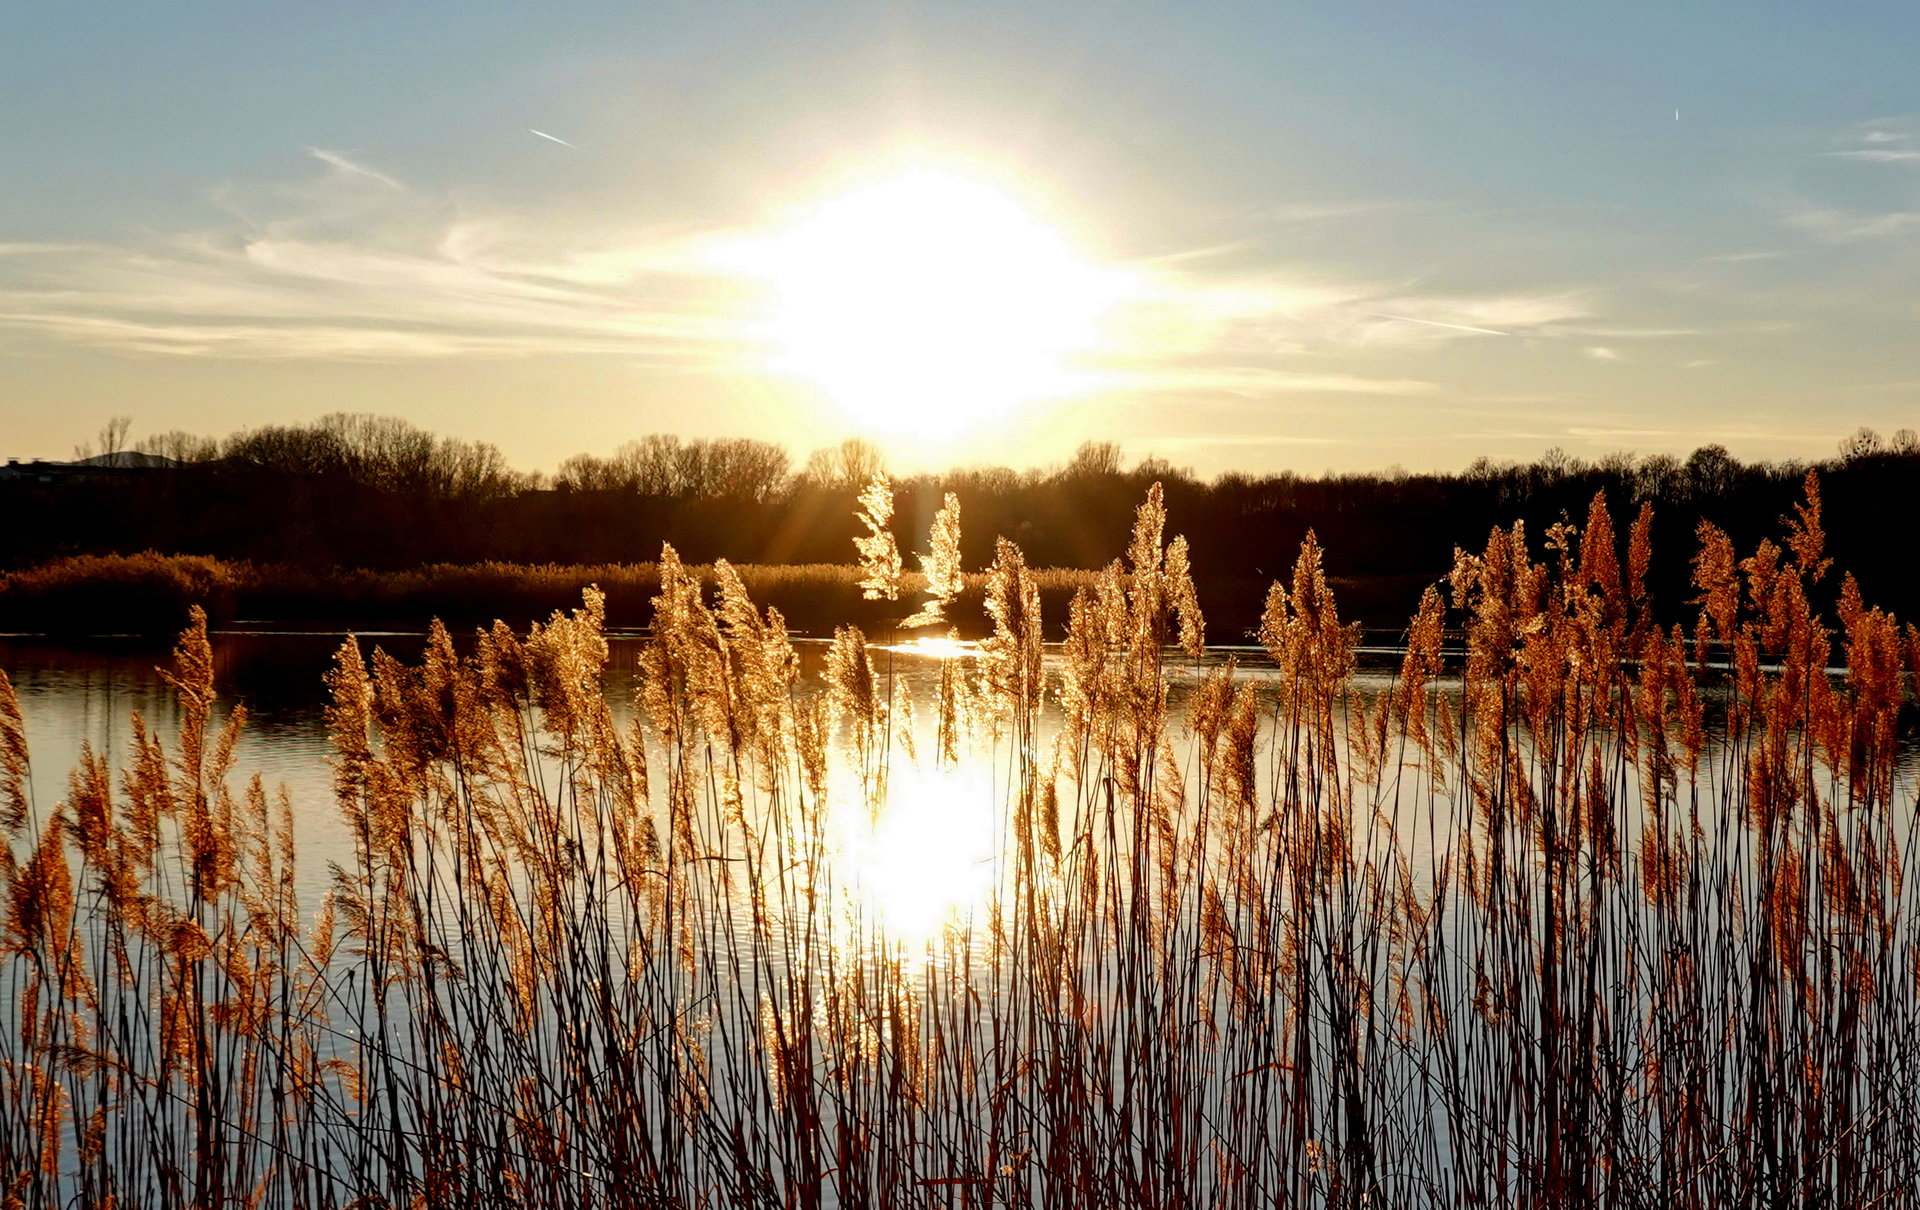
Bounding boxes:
[11,628,1920,1206]
[3,630,394,908]
[23,626,1906,949]
[0,628,1332,920]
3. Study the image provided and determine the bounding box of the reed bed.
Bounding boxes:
[2,476,1918,1207]
[0,554,1118,637]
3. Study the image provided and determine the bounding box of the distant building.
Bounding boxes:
[1,452,181,483]
[0,459,64,484]
[71,452,181,470]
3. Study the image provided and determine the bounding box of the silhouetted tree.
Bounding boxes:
[801,439,886,493]
[10,417,1920,628]
[1840,426,1884,461]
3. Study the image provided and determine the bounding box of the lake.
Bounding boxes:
[6,613,1919,1207]
[1,626,1377,929]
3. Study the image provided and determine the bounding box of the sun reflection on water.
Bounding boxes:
[874,634,979,661]
[830,760,1001,948]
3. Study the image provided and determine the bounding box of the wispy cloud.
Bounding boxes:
[1584,346,1621,360]
[0,311,725,361]
[1832,379,1920,393]
[1150,433,1349,449]
[1553,324,1701,339]
[1825,117,1920,166]
[1109,365,1443,397]
[1247,199,1420,225]
[1127,270,1592,360]
[0,157,753,362]
[1777,119,1920,249]
[1446,392,1588,408]
[1443,429,1558,443]
[1786,207,1920,243]
[1366,291,1593,337]
[0,151,1612,413]
[1825,149,1920,164]
[1564,426,1677,440]
[0,242,95,257]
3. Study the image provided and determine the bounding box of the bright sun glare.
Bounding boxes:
[731,167,1128,439]
[832,761,999,944]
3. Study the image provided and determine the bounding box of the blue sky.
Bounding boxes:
[3,1,1918,474]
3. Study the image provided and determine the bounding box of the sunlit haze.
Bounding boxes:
[4,3,1920,474]
[723,166,1129,439]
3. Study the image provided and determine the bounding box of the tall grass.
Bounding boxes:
[2,475,1918,1207]
[0,552,241,634]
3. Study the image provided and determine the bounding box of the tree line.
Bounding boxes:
[6,413,1917,626]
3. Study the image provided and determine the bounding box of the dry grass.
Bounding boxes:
[2,473,1918,1207]
[0,552,242,633]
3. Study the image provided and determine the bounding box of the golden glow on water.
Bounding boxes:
[722,165,1132,438]
[831,760,1000,945]
[876,635,979,660]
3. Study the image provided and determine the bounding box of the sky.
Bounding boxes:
[3,1,1919,477]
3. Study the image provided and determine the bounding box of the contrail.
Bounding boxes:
[308,148,404,190]
[529,129,578,148]
[1367,313,1509,337]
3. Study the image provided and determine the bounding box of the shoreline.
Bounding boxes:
[0,551,1440,639]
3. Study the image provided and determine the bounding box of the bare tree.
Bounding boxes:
[218,414,528,498]
[802,438,886,493]
[1840,426,1884,461]
[554,435,790,500]
[138,430,220,464]
[1064,440,1123,479]
[692,438,790,501]
[1633,453,1682,502]
[73,415,133,463]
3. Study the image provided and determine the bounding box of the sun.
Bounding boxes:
[729,166,1128,439]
